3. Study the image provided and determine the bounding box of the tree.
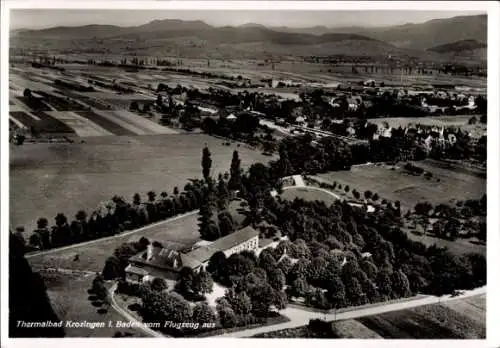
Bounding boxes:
[217,306,238,328]
[34,217,51,250]
[150,277,168,292]
[129,101,139,111]
[102,256,120,280]
[193,302,216,325]
[248,283,275,317]
[364,190,373,200]
[225,289,253,316]
[175,267,195,295]
[372,193,379,201]
[226,254,255,279]
[228,150,242,190]
[344,185,350,193]
[9,232,65,338]
[192,269,214,295]
[345,277,364,306]
[415,202,433,216]
[92,274,107,301]
[258,250,277,273]
[217,177,230,210]
[202,145,212,181]
[288,277,309,298]
[376,270,393,299]
[218,211,235,237]
[156,94,163,106]
[326,276,346,309]
[267,268,286,291]
[391,269,412,298]
[207,251,228,283]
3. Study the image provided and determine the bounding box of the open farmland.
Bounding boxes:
[316,159,486,210]
[9,70,179,137]
[356,295,486,339]
[10,133,274,233]
[40,271,146,337]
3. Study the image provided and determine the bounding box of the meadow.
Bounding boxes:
[10,133,273,233]
[41,271,147,337]
[316,159,486,210]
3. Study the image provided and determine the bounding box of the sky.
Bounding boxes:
[10,9,485,30]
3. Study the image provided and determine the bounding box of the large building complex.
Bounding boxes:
[125,226,260,283]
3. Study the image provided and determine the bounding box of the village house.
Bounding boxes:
[125,226,260,283]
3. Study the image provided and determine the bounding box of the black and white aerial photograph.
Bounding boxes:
[2,1,498,346]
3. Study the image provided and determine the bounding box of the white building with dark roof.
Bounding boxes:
[125,226,260,283]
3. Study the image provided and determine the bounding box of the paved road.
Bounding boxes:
[215,286,486,338]
[292,174,306,187]
[108,283,167,338]
[25,210,199,259]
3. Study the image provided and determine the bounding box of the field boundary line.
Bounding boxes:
[26,210,199,259]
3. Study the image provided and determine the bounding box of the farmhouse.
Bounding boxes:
[125,226,260,283]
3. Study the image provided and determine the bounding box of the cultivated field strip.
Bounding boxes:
[96,109,178,135]
[92,110,149,135]
[10,112,38,129]
[46,111,114,137]
[75,110,137,136]
[9,116,26,129]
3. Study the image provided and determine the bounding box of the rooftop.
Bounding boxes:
[185,226,260,263]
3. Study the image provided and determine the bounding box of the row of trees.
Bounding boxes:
[198,148,245,241]
[28,180,207,251]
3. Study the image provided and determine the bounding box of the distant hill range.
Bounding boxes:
[427,39,486,53]
[271,14,487,51]
[11,14,487,63]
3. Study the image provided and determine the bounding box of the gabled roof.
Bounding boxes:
[185,226,260,263]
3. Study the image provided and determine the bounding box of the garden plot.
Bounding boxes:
[45,111,113,137]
